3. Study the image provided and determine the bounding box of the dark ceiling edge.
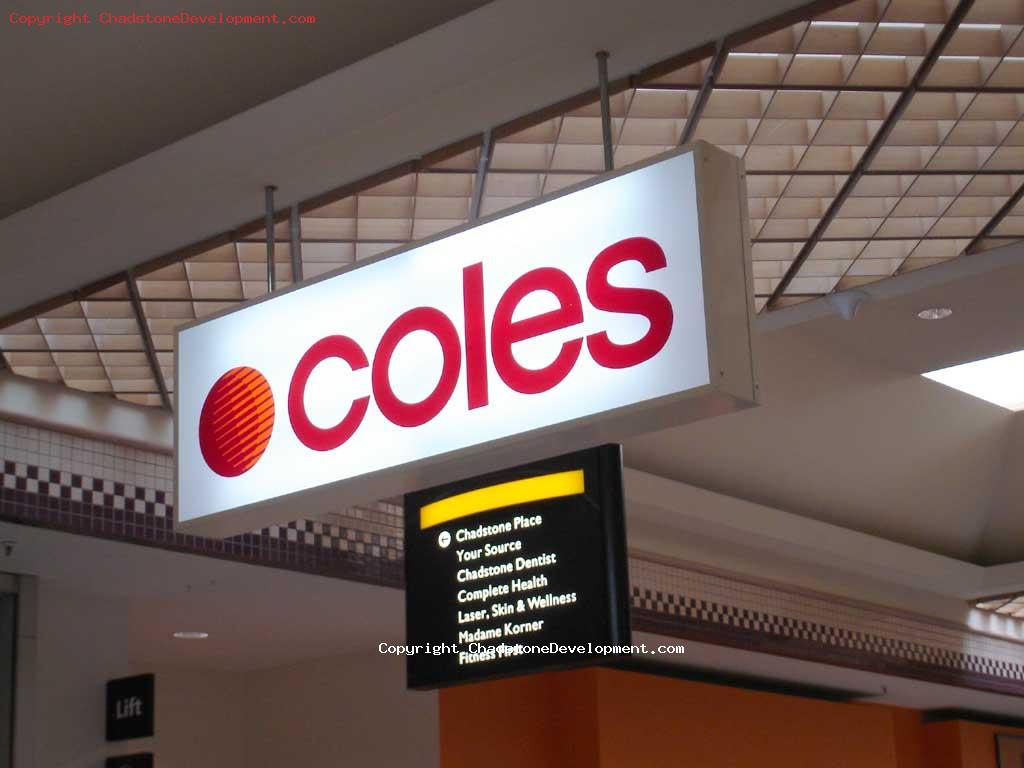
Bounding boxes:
[604,656,873,702]
[923,708,1024,730]
[0,0,855,330]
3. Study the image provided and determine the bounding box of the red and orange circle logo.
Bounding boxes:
[198,366,275,477]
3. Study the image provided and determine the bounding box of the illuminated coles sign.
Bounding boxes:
[404,445,629,688]
[176,144,757,535]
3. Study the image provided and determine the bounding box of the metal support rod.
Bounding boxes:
[289,204,303,283]
[126,271,172,411]
[679,37,728,147]
[596,51,613,172]
[469,129,494,223]
[265,185,277,293]
[966,181,1024,255]
[766,0,976,309]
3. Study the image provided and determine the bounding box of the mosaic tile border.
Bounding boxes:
[629,557,1024,698]
[2,418,1023,698]
[0,458,402,589]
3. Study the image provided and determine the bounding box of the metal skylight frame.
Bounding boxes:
[1,0,1022,407]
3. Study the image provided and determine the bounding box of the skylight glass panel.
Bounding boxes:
[923,349,1024,411]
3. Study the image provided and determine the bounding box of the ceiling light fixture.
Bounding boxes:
[173,631,209,640]
[917,307,952,320]
[922,349,1024,412]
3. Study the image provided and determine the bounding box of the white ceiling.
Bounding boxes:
[0,522,403,671]
[3,521,1022,718]
[626,243,1024,565]
[0,0,492,218]
[0,0,817,319]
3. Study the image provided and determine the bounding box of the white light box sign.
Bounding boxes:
[176,143,757,536]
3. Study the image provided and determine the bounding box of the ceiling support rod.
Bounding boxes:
[289,203,303,283]
[596,51,614,172]
[766,0,977,309]
[679,37,728,147]
[469,129,494,223]
[265,185,277,294]
[966,182,1024,255]
[126,271,172,411]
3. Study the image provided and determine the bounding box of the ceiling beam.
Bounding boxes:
[966,181,1024,255]
[745,168,1024,177]
[632,83,1024,95]
[754,235,1020,244]
[765,0,978,309]
[126,272,172,411]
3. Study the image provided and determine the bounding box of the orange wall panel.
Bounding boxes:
[595,668,903,768]
[959,721,1024,768]
[925,722,965,768]
[892,707,927,768]
[439,666,1022,768]
[439,669,601,768]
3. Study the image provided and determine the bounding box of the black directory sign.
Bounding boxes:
[106,754,153,768]
[404,444,629,689]
[105,674,154,742]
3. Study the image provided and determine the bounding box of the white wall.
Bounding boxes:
[15,579,438,768]
[244,653,439,768]
[20,579,246,768]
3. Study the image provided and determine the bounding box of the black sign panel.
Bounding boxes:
[105,674,154,742]
[404,444,629,689]
[105,754,153,768]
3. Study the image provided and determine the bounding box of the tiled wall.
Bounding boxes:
[1,417,1022,698]
[0,419,401,587]
[630,557,1024,697]
[1,419,173,508]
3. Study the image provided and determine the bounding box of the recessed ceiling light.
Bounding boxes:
[173,631,209,640]
[917,307,952,320]
[923,349,1024,412]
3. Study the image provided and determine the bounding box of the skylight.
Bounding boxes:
[923,349,1024,412]
[2,0,1022,407]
